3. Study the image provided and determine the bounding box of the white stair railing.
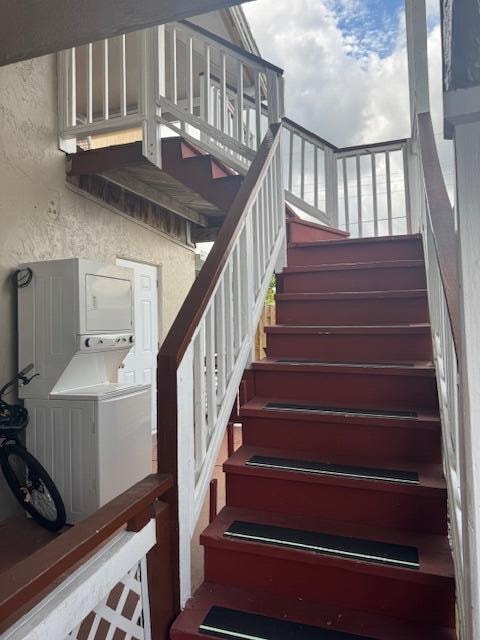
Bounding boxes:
[415,111,464,635]
[283,117,412,236]
[283,117,338,226]
[157,124,285,605]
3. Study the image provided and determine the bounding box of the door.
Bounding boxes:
[116,259,159,433]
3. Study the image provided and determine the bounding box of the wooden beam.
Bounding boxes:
[442,0,480,92]
[0,0,254,67]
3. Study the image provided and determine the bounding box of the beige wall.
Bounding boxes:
[0,55,196,519]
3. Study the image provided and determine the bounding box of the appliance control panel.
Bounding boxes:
[77,333,135,352]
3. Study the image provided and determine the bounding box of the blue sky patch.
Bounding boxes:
[328,0,405,61]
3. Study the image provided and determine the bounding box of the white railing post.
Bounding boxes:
[405,0,430,126]
[141,26,164,168]
[325,147,339,227]
[266,69,282,124]
[57,50,77,153]
[176,345,195,606]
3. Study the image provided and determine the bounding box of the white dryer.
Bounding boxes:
[18,258,152,523]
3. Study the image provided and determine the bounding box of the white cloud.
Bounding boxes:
[243,0,453,195]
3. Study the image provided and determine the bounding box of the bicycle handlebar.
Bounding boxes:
[0,364,37,399]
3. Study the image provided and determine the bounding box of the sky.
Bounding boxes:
[243,0,454,193]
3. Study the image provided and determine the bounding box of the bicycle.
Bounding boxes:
[0,364,66,531]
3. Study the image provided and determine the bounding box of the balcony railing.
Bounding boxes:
[0,475,174,640]
[57,21,415,239]
[58,21,284,172]
[283,117,412,236]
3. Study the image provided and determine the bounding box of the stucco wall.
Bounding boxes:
[0,55,196,520]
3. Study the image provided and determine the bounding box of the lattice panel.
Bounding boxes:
[66,559,151,640]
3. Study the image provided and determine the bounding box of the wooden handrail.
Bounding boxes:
[179,20,284,75]
[336,137,408,156]
[0,473,172,631]
[283,115,408,155]
[417,111,460,351]
[283,116,338,151]
[158,122,282,368]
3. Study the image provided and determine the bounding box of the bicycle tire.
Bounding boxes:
[0,443,66,531]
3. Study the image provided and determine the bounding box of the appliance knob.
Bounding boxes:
[129,335,134,343]
[85,338,91,348]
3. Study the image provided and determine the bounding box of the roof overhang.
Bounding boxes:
[0,0,255,67]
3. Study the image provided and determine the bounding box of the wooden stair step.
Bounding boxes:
[250,359,438,412]
[240,398,442,464]
[287,217,350,243]
[281,260,426,293]
[201,507,455,628]
[225,446,447,534]
[276,290,429,325]
[170,582,456,640]
[265,323,433,362]
[287,234,424,267]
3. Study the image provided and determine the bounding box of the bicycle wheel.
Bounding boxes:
[0,443,66,531]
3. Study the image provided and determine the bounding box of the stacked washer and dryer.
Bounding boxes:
[17,258,152,523]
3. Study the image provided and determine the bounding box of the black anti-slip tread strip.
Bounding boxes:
[266,402,417,418]
[224,521,419,569]
[199,606,376,640]
[275,360,417,368]
[246,455,419,484]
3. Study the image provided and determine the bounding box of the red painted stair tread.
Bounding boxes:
[171,233,453,638]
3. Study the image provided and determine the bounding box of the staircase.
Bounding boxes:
[171,232,455,639]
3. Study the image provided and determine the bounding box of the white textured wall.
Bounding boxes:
[0,55,196,520]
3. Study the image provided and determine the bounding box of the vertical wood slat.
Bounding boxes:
[325,148,338,226]
[203,43,211,125]
[245,106,251,149]
[220,52,227,133]
[70,47,77,127]
[371,153,378,237]
[240,224,252,340]
[403,144,412,233]
[272,150,281,231]
[288,130,294,192]
[224,262,234,379]
[253,201,261,293]
[186,35,193,114]
[263,184,271,264]
[258,185,266,270]
[215,282,226,404]
[171,27,178,105]
[205,306,217,434]
[193,327,207,473]
[342,157,350,233]
[236,61,244,144]
[233,245,243,354]
[386,151,393,235]
[300,138,306,200]
[120,34,127,117]
[254,71,262,149]
[265,69,280,124]
[102,39,109,120]
[356,154,362,237]
[266,165,274,250]
[86,42,93,124]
